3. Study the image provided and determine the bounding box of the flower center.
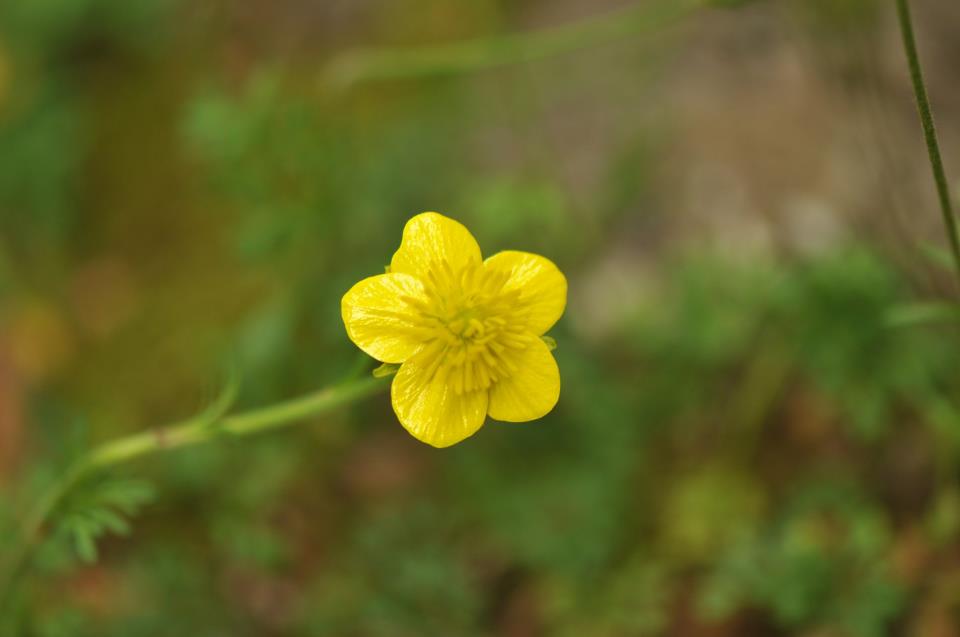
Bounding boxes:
[403,262,532,395]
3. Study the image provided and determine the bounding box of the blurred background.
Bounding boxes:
[2,0,960,634]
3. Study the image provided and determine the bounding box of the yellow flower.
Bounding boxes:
[342,212,566,447]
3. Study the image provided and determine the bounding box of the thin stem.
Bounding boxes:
[323,0,703,89]
[895,0,960,285]
[89,374,387,467]
[0,374,389,610]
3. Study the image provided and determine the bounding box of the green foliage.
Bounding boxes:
[47,477,154,564]
[184,74,340,262]
[2,0,958,635]
[700,480,903,636]
[660,465,765,562]
[0,85,82,262]
[0,0,170,54]
[779,251,954,440]
[304,505,483,637]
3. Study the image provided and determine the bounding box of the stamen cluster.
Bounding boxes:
[401,262,531,395]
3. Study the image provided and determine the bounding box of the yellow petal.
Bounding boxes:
[483,250,567,335]
[341,273,428,364]
[487,337,560,422]
[390,212,482,279]
[391,354,489,447]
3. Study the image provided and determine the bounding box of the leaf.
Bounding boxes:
[197,363,242,429]
[85,508,131,536]
[72,525,98,563]
[95,478,155,513]
[50,477,155,565]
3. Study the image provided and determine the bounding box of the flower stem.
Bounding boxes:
[895,0,960,285]
[0,374,388,611]
[323,0,703,89]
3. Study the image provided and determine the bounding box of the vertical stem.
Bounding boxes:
[895,0,960,285]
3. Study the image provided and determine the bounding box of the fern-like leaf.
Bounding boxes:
[51,477,154,564]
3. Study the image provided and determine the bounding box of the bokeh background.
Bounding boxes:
[3,0,960,635]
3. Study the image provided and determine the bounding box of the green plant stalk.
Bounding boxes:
[323,0,703,89]
[0,374,389,610]
[895,0,960,284]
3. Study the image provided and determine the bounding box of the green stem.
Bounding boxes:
[0,374,388,611]
[323,0,703,89]
[895,0,960,285]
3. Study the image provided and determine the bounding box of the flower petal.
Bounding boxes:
[341,273,428,364]
[390,212,482,278]
[484,250,567,335]
[487,337,560,422]
[391,355,489,447]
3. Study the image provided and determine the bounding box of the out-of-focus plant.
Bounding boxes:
[322,0,703,90]
[4,0,960,634]
[0,206,570,624]
[700,479,903,636]
[887,0,960,327]
[896,0,960,280]
[0,374,388,624]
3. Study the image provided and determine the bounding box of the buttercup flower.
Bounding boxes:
[342,212,566,447]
